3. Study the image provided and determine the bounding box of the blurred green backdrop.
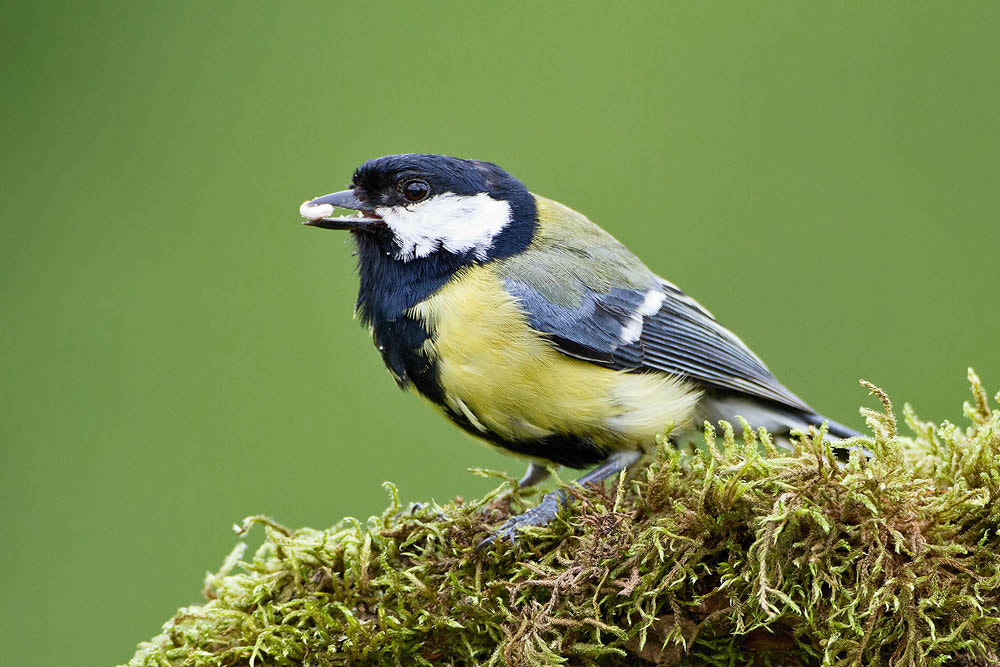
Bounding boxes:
[2,2,998,664]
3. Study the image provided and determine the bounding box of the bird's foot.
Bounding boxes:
[476,488,567,552]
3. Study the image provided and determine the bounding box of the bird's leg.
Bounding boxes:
[518,463,551,489]
[476,451,642,552]
[478,464,554,520]
[573,450,643,486]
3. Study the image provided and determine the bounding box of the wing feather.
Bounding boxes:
[495,194,813,415]
[504,276,813,414]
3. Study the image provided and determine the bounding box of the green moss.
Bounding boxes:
[122,371,1000,666]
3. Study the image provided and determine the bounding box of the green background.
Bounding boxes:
[2,2,998,664]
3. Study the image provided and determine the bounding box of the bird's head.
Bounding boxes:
[300,154,536,262]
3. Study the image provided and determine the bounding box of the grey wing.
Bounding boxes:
[504,276,814,414]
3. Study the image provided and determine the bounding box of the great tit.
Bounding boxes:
[300,153,866,549]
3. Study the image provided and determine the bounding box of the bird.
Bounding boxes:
[299,153,867,550]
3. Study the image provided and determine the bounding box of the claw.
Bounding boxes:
[475,451,643,553]
[475,489,567,553]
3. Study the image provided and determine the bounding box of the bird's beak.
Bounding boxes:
[299,190,383,231]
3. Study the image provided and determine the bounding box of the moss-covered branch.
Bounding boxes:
[123,371,1000,666]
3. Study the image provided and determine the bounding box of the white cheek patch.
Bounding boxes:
[620,288,666,344]
[376,192,512,261]
[300,201,333,220]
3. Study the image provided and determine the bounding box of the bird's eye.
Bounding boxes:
[401,179,431,203]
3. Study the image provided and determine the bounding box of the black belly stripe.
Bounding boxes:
[504,434,610,469]
[369,314,444,401]
[444,407,609,469]
[353,228,469,402]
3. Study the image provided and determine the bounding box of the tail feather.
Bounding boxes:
[799,412,873,460]
[799,412,862,439]
[700,395,873,460]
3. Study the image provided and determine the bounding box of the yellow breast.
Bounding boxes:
[408,264,700,456]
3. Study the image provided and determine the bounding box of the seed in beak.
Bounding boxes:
[300,201,334,220]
